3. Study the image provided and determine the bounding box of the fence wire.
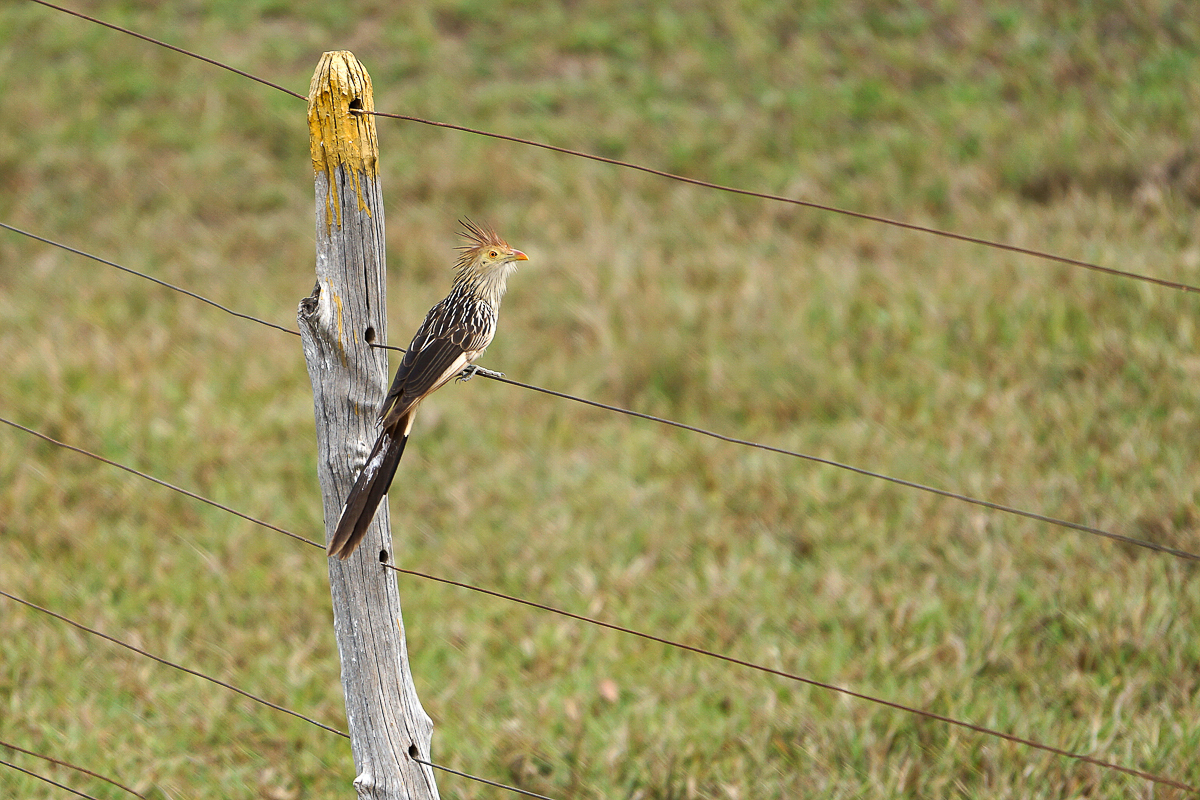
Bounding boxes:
[5,222,1195,564]
[0,738,145,799]
[8,2,1200,796]
[23,0,1200,296]
[1,415,1194,794]
[0,756,103,800]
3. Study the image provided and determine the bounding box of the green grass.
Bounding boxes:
[2,1,1200,797]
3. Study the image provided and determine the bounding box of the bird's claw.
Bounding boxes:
[457,365,504,382]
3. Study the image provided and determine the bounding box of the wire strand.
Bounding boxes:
[0,739,146,800]
[4,587,551,800]
[3,588,561,800]
[0,757,102,800]
[0,416,317,549]
[1,415,1190,793]
[412,755,561,800]
[25,0,306,100]
[10,219,1181,564]
[362,108,1200,295]
[0,589,348,739]
[474,371,1200,562]
[16,5,1197,794]
[25,2,1200,295]
[381,561,1195,794]
[0,222,299,337]
[373,337,1196,561]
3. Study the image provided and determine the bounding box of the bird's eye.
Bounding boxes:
[488,250,499,258]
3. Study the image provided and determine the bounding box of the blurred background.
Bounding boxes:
[1,1,1199,797]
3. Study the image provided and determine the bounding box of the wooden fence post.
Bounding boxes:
[297,51,439,799]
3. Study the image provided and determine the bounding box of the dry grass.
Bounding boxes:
[2,1,1199,798]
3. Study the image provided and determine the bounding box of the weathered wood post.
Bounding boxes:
[297,51,439,799]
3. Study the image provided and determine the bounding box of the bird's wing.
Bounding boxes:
[378,297,496,430]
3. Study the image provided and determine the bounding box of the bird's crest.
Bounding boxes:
[455,218,509,269]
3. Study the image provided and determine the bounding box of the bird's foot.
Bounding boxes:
[457,364,504,382]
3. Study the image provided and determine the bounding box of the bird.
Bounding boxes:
[327,219,528,560]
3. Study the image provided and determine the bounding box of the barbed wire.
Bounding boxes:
[0,738,145,799]
[0,756,102,800]
[1,415,1193,794]
[5,222,1195,564]
[24,0,1200,296]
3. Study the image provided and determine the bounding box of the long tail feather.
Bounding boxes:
[327,430,409,560]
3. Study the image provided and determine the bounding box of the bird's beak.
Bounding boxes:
[511,249,529,262]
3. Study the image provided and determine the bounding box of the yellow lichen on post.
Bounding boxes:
[307,51,379,230]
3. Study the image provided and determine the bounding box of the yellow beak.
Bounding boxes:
[511,249,529,261]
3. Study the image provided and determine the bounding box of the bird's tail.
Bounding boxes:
[327,430,409,560]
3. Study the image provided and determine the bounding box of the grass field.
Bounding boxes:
[2,1,1200,797]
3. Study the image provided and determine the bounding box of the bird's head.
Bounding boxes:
[452,219,528,304]
[455,218,528,274]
